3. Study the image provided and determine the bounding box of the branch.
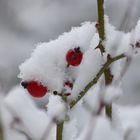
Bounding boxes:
[97,0,105,41]
[97,0,114,119]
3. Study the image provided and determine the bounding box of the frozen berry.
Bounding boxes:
[64,81,73,89]
[21,81,48,97]
[66,47,83,66]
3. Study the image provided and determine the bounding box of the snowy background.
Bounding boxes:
[0,0,140,140]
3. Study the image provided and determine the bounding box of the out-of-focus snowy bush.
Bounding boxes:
[0,1,140,140]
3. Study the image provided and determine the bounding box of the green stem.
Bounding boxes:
[97,0,113,119]
[104,68,113,119]
[97,0,105,41]
[56,96,68,140]
[56,122,64,140]
[70,54,125,109]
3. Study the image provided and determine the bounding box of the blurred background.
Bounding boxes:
[0,0,140,105]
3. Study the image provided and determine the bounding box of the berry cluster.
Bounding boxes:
[21,47,83,97]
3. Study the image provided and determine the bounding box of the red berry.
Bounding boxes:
[64,81,73,89]
[27,81,48,97]
[66,47,83,66]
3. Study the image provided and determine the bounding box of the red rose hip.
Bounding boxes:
[21,81,48,97]
[66,47,83,66]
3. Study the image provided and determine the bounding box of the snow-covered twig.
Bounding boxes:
[70,53,125,109]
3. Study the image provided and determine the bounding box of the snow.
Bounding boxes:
[2,86,140,140]
[116,105,140,140]
[47,95,67,122]
[132,18,140,44]
[103,85,123,104]
[92,116,123,140]
[75,115,123,140]
[83,83,103,113]
[63,119,77,140]
[2,86,55,140]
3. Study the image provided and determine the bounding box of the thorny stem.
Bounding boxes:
[70,54,125,109]
[97,0,113,119]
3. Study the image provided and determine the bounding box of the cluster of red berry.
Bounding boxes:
[21,47,83,97]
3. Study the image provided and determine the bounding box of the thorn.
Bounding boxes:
[107,54,113,61]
